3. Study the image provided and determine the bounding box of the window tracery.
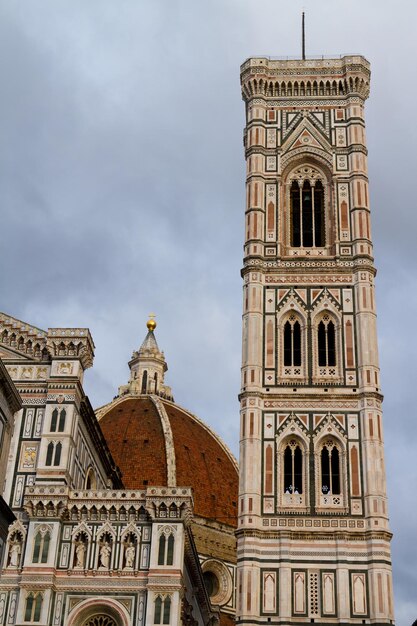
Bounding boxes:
[32,526,51,564]
[284,440,303,495]
[83,617,117,626]
[24,593,42,622]
[45,441,62,466]
[50,408,66,432]
[318,316,336,367]
[315,437,346,510]
[288,166,326,250]
[277,310,308,383]
[284,317,301,367]
[277,436,308,510]
[158,528,175,566]
[154,595,171,625]
[312,310,342,383]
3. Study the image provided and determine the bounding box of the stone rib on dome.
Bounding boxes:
[98,395,238,527]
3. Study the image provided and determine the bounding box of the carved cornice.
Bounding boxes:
[241,55,370,102]
[46,328,95,370]
[145,487,194,525]
[235,528,392,542]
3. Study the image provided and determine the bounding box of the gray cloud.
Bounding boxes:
[1,1,416,622]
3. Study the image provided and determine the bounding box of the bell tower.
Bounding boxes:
[237,56,395,623]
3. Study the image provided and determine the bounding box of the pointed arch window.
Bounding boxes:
[157,534,166,565]
[166,535,174,565]
[321,444,340,495]
[284,318,301,366]
[45,441,62,467]
[154,595,171,625]
[54,442,62,465]
[58,409,66,432]
[317,439,345,510]
[141,370,148,394]
[290,179,325,248]
[50,409,58,432]
[51,408,66,433]
[24,592,43,622]
[46,442,54,466]
[283,441,303,495]
[318,317,336,366]
[158,529,175,566]
[32,529,50,564]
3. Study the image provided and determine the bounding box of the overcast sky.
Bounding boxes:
[1,1,416,622]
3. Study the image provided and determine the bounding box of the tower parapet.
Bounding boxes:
[241,55,370,101]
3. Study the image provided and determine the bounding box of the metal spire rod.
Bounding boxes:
[302,11,306,60]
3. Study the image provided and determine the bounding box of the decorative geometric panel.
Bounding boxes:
[83,617,117,626]
[262,571,277,613]
[293,571,306,615]
[322,572,336,616]
[351,572,367,616]
[309,572,319,615]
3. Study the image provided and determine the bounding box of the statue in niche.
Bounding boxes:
[8,539,21,567]
[125,542,135,569]
[99,541,111,568]
[75,541,87,568]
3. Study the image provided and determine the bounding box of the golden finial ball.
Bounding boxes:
[147,318,157,331]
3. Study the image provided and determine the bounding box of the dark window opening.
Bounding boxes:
[290,179,325,247]
[157,534,166,566]
[50,409,58,432]
[318,319,336,367]
[284,319,301,366]
[203,571,220,597]
[321,444,340,495]
[166,534,174,565]
[141,370,148,394]
[283,442,303,494]
[46,442,54,466]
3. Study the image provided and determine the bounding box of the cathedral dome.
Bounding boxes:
[97,395,238,528]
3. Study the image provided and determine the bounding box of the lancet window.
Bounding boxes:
[158,530,175,566]
[141,370,148,394]
[24,593,43,622]
[316,438,345,510]
[154,595,171,625]
[284,317,301,367]
[318,316,336,367]
[290,179,325,247]
[50,408,66,432]
[32,528,50,564]
[85,467,97,490]
[320,441,340,496]
[279,438,307,509]
[45,441,62,466]
[283,441,303,495]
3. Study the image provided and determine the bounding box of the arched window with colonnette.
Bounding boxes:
[277,308,308,384]
[32,525,51,564]
[277,435,309,511]
[289,165,326,249]
[315,435,347,512]
[312,309,343,384]
[283,163,332,254]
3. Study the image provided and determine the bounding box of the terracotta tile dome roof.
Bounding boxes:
[98,395,238,528]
